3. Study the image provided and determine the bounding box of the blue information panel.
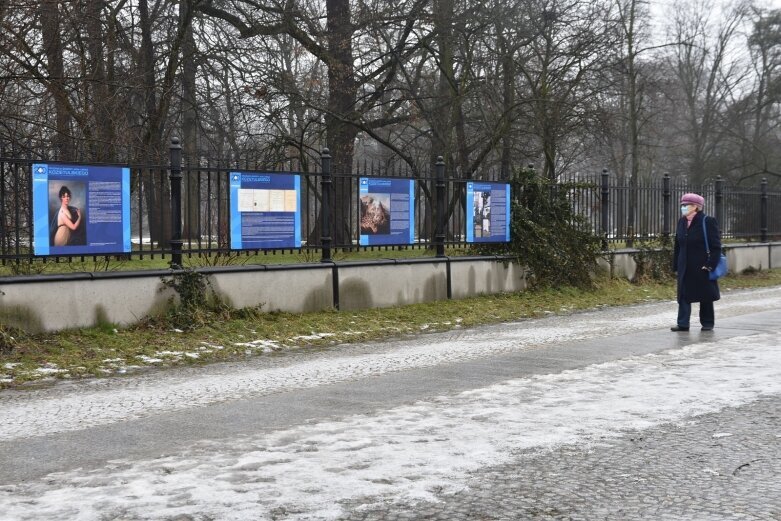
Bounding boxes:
[32,163,131,255]
[359,177,415,246]
[229,172,301,249]
[466,181,511,243]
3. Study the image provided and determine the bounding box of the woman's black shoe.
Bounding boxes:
[670,326,690,331]
[701,326,714,331]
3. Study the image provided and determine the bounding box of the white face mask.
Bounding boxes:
[681,205,689,216]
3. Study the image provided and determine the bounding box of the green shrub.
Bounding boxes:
[476,167,601,289]
[631,239,674,283]
[0,324,19,354]
[159,268,229,330]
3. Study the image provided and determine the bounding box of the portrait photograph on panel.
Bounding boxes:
[48,181,87,247]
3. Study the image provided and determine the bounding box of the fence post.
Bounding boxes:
[714,175,724,227]
[435,156,446,257]
[761,177,768,243]
[169,137,183,268]
[320,148,332,262]
[601,168,609,250]
[662,174,671,240]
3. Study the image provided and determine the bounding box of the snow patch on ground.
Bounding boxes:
[232,339,280,352]
[33,366,67,376]
[1,332,780,520]
[290,333,335,341]
[136,355,163,364]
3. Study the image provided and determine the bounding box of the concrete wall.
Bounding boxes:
[449,257,527,298]
[725,243,777,273]
[601,242,781,280]
[337,260,447,310]
[773,243,781,269]
[207,265,333,313]
[1,244,778,333]
[599,249,637,281]
[0,272,175,333]
[0,257,524,332]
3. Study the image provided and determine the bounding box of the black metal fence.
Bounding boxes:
[0,144,488,266]
[561,171,780,247]
[1,140,779,267]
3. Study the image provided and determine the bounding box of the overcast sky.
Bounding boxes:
[648,0,781,36]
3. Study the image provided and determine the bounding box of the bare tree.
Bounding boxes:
[666,0,748,184]
[613,0,654,244]
[197,0,429,244]
[739,5,781,183]
[516,0,618,180]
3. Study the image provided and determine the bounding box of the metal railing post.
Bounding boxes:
[662,173,671,240]
[320,148,332,262]
[714,175,724,227]
[169,137,183,268]
[435,156,446,257]
[761,177,768,243]
[601,168,609,250]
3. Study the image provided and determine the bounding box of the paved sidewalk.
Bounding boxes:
[338,396,781,521]
[1,286,780,520]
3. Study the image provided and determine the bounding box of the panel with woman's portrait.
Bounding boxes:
[32,163,131,256]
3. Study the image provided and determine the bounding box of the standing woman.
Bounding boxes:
[671,193,722,331]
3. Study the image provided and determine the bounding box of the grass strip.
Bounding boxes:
[0,246,472,276]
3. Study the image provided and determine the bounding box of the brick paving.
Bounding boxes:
[339,397,781,520]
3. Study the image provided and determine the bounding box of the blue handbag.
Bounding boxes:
[702,216,727,281]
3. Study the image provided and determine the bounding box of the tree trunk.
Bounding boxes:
[85,0,114,160]
[624,0,640,246]
[180,1,200,240]
[138,0,169,247]
[326,0,358,246]
[430,0,455,167]
[39,1,71,160]
[499,32,515,180]
[424,0,456,243]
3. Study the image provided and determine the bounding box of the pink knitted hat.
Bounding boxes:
[680,193,704,208]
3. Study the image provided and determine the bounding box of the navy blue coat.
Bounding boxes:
[673,212,721,303]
